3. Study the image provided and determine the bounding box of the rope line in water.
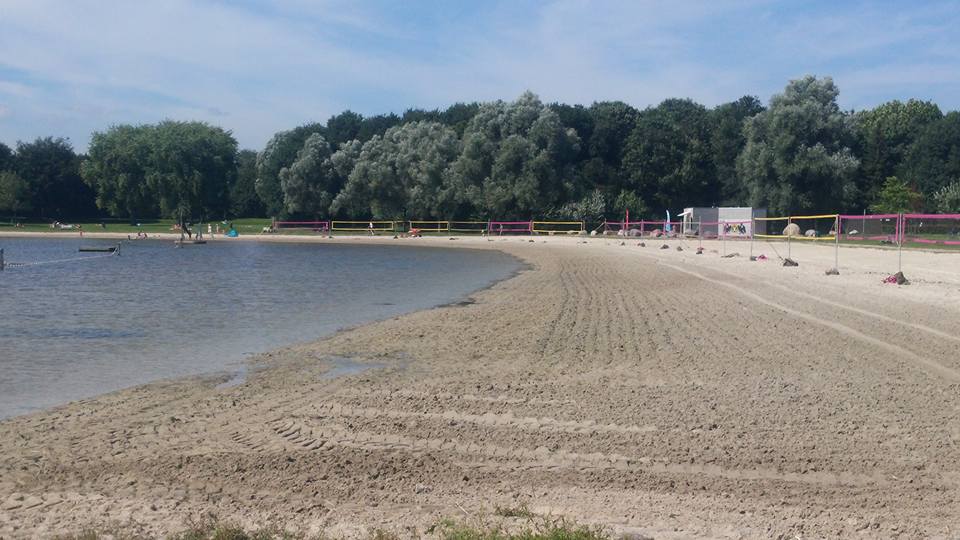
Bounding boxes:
[4,250,119,268]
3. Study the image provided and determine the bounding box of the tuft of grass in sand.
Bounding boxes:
[492,504,536,520]
[55,513,618,540]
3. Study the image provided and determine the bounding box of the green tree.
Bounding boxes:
[357,114,401,143]
[82,125,154,218]
[622,98,715,212]
[83,122,237,220]
[855,99,942,202]
[0,171,32,218]
[332,122,460,219]
[440,102,481,137]
[16,137,95,219]
[447,92,580,218]
[229,150,264,217]
[869,176,922,213]
[146,121,237,220]
[899,112,960,201]
[737,75,859,214]
[256,123,325,217]
[0,142,13,172]
[325,111,363,149]
[710,96,765,204]
[279,134,339,217]
[933,180,960,213]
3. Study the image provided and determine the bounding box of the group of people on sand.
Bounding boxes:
[50,221,80,230]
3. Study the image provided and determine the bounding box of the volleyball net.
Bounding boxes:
[448,221,488,233]
[272,220,330,233]
[408,220,449,233]
[682,220,753,239]
[901,214,960,247]
[838,214,900,244]
[532,221,584,234]
[488,221,533,234]
[330,220,397,233]
[755,214,837,241]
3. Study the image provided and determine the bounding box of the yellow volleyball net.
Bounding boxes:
[532,221,585,235]
[330,220,397,233]
[449,221,489,233]
[408,220,450,233]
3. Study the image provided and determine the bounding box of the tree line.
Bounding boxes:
[2,75,960,223]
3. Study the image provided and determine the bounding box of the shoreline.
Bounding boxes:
[2,236,959,538]
[0,235,528,422]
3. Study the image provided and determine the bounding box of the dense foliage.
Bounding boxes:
[3,75,960,222]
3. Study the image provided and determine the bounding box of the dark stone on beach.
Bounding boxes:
[660,244,669,250]
[894,271,909,285]
[721,252,739,258]
[825,267,840,275]
[749,256,757,261]
[696,247,704,255]
[783,258,799,267]
[620,241,625,246]
[638,242,646,247]
[676,246,683,251]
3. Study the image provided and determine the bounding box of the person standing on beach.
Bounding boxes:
[368,221,375,236]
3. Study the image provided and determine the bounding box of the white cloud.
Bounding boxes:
[0,0,956,151]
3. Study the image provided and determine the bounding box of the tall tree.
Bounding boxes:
[622,99,715,213]
[16,137,95,219]
[447,92,580,218]
[357,113,401,143]
[255,123,324,217]
[710,96,765,204]
[83,122,237,220]
[899,112,960,201]
[325,111,363,149]
[229,150,264,217]
[737,76,859,214]
[0,142,13,172]
[82,126,154,218]
[934,180,960,213]
[868,176,922,213]
[440,102,481,137]
[146,121,237,220]
[332,122,460,219]
[0,171,32,218]
[855,99,942,202]
[279,133,340,217]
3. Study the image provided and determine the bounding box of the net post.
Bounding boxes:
[750,216,754,259]
[722,221,726,256]
[787,216,792,259]
[898,212,903,273]
[698,219,702,250]
[834,215,839,271]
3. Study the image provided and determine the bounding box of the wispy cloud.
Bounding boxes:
[0,0,957,151]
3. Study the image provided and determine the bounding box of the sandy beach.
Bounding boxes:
[2,233,959,538]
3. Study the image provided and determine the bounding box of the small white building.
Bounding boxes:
[679,207,767,238]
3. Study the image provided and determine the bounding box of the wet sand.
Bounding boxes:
[2,234,959,539]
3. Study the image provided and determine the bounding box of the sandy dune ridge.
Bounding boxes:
[1,235,959,538]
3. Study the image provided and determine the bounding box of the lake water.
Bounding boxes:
[0,238,520,419]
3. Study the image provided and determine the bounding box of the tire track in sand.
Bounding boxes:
[684,259,960,346]
[264,418,888,488]
[655,260,960,383]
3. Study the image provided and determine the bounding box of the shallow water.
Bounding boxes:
[0,238,519,419]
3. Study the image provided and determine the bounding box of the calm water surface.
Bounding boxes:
[0,238,520,419]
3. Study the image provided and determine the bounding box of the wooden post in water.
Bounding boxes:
[1,248,4,271]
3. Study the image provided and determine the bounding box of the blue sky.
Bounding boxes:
[1,0,958,151]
